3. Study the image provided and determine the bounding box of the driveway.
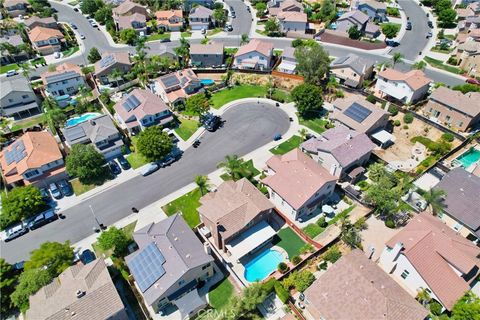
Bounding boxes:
[0,102,290,263]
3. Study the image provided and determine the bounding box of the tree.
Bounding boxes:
[94,6,113,25]
[19,62,32,80]
[255,2,267,17]
[213,8,227,27]
[66,144,108,185]
[435,0,451,13]
[365,177,399,216]
[217,155,252,181]
[381,23,400,39]
[241,33,249,45]
[412,61,427,70]
[348,25,361,39]
[340,218,361,248]
[423,188,446,215]
[0,259,18,316]
[451,292,480,320]
[97,227,130,257]
[88,47,102,63]
[185,93,210,115]
[195,175,211,195]
[291,83,324,118]
[174,37,190,67]
[392,52,404,67]
[438,8,456,27]
[80,0,100,15]
[43,97,66,133]
[264,17,280,36]
[136,126,173,162]
[109,67,124,88]
[298,128,308,141]
[294,42,330,84]
[0,186,45,230]
[11,268,52,312]
[416,288,431,307]
[319,0,336,21]
[24,241,74,277]
[367,163,389,182]
[119,28,138,45]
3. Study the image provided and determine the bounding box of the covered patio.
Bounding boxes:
[225,221,276,262]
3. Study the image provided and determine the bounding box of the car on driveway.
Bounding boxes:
[117,156,131,170]
[27,210,58,231]
[58,180,73,197]
[141,163,159,176]
[109,160,122,175]
[6,70,18,77]
[49,182,62,199]
[4,223,29,242]
[40,187,52,202]
[200,113,221,131]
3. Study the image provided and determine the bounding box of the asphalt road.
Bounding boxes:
[392,0,431,60]
[0,102,290,263]
[225,0,252,36]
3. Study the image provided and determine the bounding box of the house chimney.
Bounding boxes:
[329,164,337,176]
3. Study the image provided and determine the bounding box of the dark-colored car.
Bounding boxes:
[109,160,122,175]
[200,113,221,132]
[58,180,73,197]
[159,148,183,167]
[386,40,400,47]
[73,7,79,12]
[40,187,52,202]
[274,133,282,141]
[80,249,96,264]
[117,156,131,170]
[427,20,433,28]
[28,210,58,230]
[406,22,412,30]
[466,78,480,85]
[4,223,29,242]
[49,182,62,199]
[71,24,77,29]
[160,38,171,43]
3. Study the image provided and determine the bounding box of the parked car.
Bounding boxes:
[225,24,233,32]
[117,156,131,170]
[427,20,433,28]
[141,163,159,176]
[162,128,179,143]
[273,133,282,141]
[27,210,58,230]
[109,160,122,175]
[6,70,18,77]
[200,113,221,132]
[426,31,433,38]
[466,78,480,85]
[49,182,62,199]
[58,180,73,197]
[39,187,52,202]
[406,21,412,30]
[385,40,399,47]
[160,38,171,42]
[158,148,183,168]
[71,23,77,29]
[80,34,86,40]
[4,223,29,242]
[80,249,96,264]
[201,28,206,34]
[73,7,79,12]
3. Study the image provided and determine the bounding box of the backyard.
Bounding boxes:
[10,115,44,132]
[269,135,303,155]
[175,118,200,141]
[207,277,235,310]
[210,85,268,109]
[273,227,306,257]
[302,206,356,239]
[161,188,202,228]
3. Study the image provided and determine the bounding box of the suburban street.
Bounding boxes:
[0,103,290,263]
[225,0,253,36]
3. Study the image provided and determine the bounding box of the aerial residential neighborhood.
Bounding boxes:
[0,0,479,319]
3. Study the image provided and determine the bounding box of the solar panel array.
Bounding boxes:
[65,126,87,142]
[129,243,166,293]
[99,55,115,69]
[344,103,372,123]
[46,71,79,84]
[333,56,349,65]
[122,94,141,112]
[161,74,180,88]
[5,140,27,165]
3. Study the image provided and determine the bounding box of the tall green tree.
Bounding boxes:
[136,126,173,161]
[185,93,210,115]
[94,6,113,25]
[174,37,190,68]
[348,25,361,39]
[451,292,480,320]
[381,23,400,39]
[88,47,102,63]
[217,155,252,181]
[0,259,18,316]
[392,52,404,67]
[11,268,52,312]
[340,217,361,248]
[97,227,130,257]
[319,0,336,21]
[438,8,456,27]
[80,0,101,15]
[294,42,330,84]
[255,2,267,17]
[66,144,108,185]
[195,175,211,195]
[119,28,138,45]
[423,188,446,215]
[291,83,324,118]
[213,8,227,27]
[412,61,427,70]
[24,241,74,278]
[0,186,45,230]
[264,17,280,36]
[240,33,249,45]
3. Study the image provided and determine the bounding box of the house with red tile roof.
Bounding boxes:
[0,131,67,187]
[262,148,337,221]
[233,39,274,70]
[28,26,65,55]
[379,212,480,311]
[375,68,432,104]
[277,11,308,33]
[155,10,184,31]
[153,69,203,107]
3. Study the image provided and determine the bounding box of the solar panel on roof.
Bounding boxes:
[334,56,349,65]
[162,74,180,88]
[4,140,27,165]
[99,55,115,68]
[122,94,141,112]
[66,126,86,141]
[344,103,372,123]
[129,243,166,293]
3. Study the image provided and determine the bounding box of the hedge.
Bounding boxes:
[274,282,289,303]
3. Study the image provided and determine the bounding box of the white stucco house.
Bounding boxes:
[41,63,86,103]
[233,39,274,70]
[375,68,432,104]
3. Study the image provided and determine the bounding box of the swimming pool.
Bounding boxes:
[244,249,284,282]
[66,112,101,127]
[454,147,480,168]
[201,79,215,86]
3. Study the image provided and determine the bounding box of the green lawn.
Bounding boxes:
[0,63,19,74]
[269,135,303,155]
[207,28,222,36]
[181,31,192,38]
[220,159,260,181]
[175,118,200,141]
[68,0,79,5]
[298,115,329,134]
[208,277,234,310]
[274,227,306,257]
[146,32,171,42]
[302,206,356,239]
[126,136,149,169]
[31,57,46,66]
[271,89,292,103]
[71,178,96,196]
[424,56,463,74]
[92,221,137,258]
[10,115,44,131]
[62,46,79,57]
[162,188,202,228]
[210,85,268,109]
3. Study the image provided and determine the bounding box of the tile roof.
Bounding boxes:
[337,10,369,25]
[94,51,131,75]
[330,53,374,75]
[359,0,387,10]
[434,167,480,235]
[113,0,145,15]
[41,63,83,85]
[385,213,480,310]
[28,26,63,42]
[27,259,126,320]
[0,75,32,99]
[428,86,480,118]
[378,68,432,90]
[333,97,389,134]
[4,0,28,6]
[305,250,429,320]
[125,214,213,306]
[24,16,56,28]
[189,5,213,18]
[117,12,146,29]
[0,131,63,184]
[277,10,307,22]
[301,127,376,168]
[198,178,274,240]
[0,34,24,48]
[190,42,224,55]
[262,148,337,210]
[235,39,273,58]
[155,9,183,20]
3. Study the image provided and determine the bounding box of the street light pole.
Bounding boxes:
[89,205,101,232]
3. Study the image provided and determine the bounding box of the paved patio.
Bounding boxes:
[360,215,402,262]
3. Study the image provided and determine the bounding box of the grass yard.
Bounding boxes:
[271,89,292,103]
[30,57,46,66]
[424,56,463,74]
[274,227,306,257]
[269,135,303,155]
[175,118,200,141]
[208,277,234,310]
[298,115,329,134]
[302,205,356,239]
[207,28,223,36]
[126,136,149,169]
[70,178,96,196]
[92,221,137,258]
[181,31,192,38]
[210,85,268,109]
[68,0,79,5]
[0,63,19,74]
[146,32,171,42]
[220,159,260,181]
[162,188,202,228]
[62,46,79,57]
[10,115,44,131]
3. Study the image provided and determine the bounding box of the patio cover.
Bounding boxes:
[278,61,296,72]
[371,130,396,146]
[225,220,276,261]
[174,289,206,319]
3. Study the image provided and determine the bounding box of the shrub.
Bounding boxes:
[403,112,414,124]
[386,7,400,16]
[357,180,370,191]
[274,282,289,303]
[283,270,315,292]
[325,122,335,129]
[262,278,276,293]
[278,262,289,273]
[447,57,458,65]
[317,260,328,270]
[366,94,376,103]
[354,217,367,230]
[316,216,327,228]
[388,105,398,116]
[430,300,443,315]
[403,125,409,129]
[291,255,302,265]
[335,90,345,98]
[441,133,454,142]
[299,244,314,254]
[393,120,401,127]
[385,220,395,228]
[323,245,342,263]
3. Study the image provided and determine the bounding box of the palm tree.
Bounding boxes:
[340,217,361,248]
[134,39,150,86]
[392,52,404,68]
[416,288,431,307]
[174,37,190,68]
[412,61,427,70]
[195,175,211,195]
[217,155,251,181]
[240,33,249,45]
[299,128,308,141]
[423,188,446,215]
[110,68,123,88]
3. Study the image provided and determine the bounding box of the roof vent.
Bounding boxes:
[174,237,178,241]
[186,253,191,258]
[89,119,96,126]
[76,290,85,299]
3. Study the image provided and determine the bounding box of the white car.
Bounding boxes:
[80,34,86,40]
[54,52,61,59]
[141,163,159,176]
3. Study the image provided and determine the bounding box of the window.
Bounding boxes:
[400,270,410,279]
[458,121,463,127]
[8,99,13,103]
[202,263,210,270]
[24,169,40,179]
[445,115,451,123]
[453,222,463,232]
[178,280,185,286]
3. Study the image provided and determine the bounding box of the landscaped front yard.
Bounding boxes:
[175,118,200,141]
[220,159,260,181]
[125,136,149,169]
[298,115,329,134]
[274,227,306,257]
[210,85,268,109]
[161,188,202,228]
[70,178,96,196]
[0,63,19,74]
[146,32,171,42]
[269,135,303,155]
[92,221,137,258]
[424,56,463,74]
[61,46,79,57]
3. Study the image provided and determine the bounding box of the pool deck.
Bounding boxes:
[65,112,102,127]
[443,143,480,172]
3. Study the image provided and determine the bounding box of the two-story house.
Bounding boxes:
[336,9,380,38]
[1,76,41,119]
[277,46,297,74]
[330,53,374,88]
[269,0,303,16]
[41,63,86,100]
[262,148,337,222]
[188,5,213,31]
[456,40,480,78]
[28,26,65,55]
[63,114,125,160]
[126,214,214,318]
[153,69,203,107]
[198,178,276,261]
[24,16,58,30]
[277,11,308,33]
[424,86,480,132]
[375,68,432,104]
[190,42,224,67]
[357,0,387,22]
[233,39,274,70]
[379,213,480,311]
[112,0,148,17]
[113,0,148,34]
[3,0,28,17]
[94,52,132,86]
[0,131,67,187]
[301,127,376,179]
[113,88,174,135]
[0,31,29,65]
[184,0,214,11]
[155,10,184,31]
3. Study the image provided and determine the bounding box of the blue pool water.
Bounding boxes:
[201,79,215,86]
[244,249,284,282]
[455,148,480,168]
[66,112,101,127]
